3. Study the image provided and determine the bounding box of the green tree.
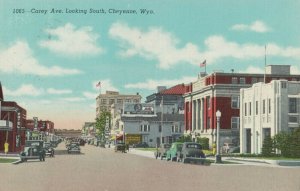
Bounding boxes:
[177,135,192,143]
[261,136,275,157]
[290,128,300,158]
[196,137,209,150]
[274,131,291,157]
[95,112,111,141]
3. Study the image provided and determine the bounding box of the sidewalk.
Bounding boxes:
[0,152,20,159]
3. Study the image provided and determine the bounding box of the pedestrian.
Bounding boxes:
[212,142,216,156]
[4,142,9,155]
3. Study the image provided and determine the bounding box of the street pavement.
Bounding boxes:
[0,143,300,191]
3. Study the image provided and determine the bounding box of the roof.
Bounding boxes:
[121,113,184,122]
[0,82,3,101]
[160,84,189,95]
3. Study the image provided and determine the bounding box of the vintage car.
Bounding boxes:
[133,142,149,148]
[67,142,81,154]
[155,143,171,160]
[166,142,183,161]
[20,140,46,162]
[178,142,206,164]
[114,143,126,153]
[43,142,55,157]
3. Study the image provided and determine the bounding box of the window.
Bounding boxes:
[289,98,297,113]
[207,117,211,129]
[251,78,258,84]
[263,100,266,114]
[231,117,239,129]
[289,116,298,123]
[109,99,115,104]
[244,103,247,116]
[140,125,150,132]
[281,82,287,89]
[268,99,271,114]
[249,102,252,116]
[240,77,246,84]
[207,97,211,109]
[117,99,123,104]
[133,99,139,103]
[232,77,238,84]
[158,125,162,132]
[125,99,131,103]
[172,125,181,133]
[101,99,107,104]
[255,101,258,115]
[231,96,239,108]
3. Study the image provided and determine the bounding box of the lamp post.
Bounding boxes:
[215,110,222,163]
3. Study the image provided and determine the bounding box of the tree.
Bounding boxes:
[274,131,291,157]
[177,135,192,143]
[290,128,300,158]
[196,137,209,150]
[95,112,111,141]
[261,136,275,157]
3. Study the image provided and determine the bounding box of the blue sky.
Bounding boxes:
[1,0,300,129]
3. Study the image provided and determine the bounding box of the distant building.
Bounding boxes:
[184,65,300,148]
[111,85,189,146]
[240,80,300,154]
[96,91,141,118]
[25,119,55,140]
[81,122,96,137]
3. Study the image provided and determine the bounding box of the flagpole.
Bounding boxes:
[264,45,267,83]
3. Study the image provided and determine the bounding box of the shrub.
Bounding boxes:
[196,137,209,150]
[261,136,275,157]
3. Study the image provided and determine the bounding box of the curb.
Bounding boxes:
[12,159,23,165]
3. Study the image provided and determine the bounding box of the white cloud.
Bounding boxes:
[202,36,300,63]
[125,76,197,91]
[3,84,43,96]
[291,66,300,74]
[83,91,98,99]
[109,22,202,69]
[93,79,119,92]
[0,41,81,76]
[239,66,264,74]
[231,20,271,33]
[39,23,103,57]
[110,22,300,69]
[47,88,72,95]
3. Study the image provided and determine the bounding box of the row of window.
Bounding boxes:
[100,98,139,104]
[140,125,182,133]
[231,77,299,85]
[244,98,297,116]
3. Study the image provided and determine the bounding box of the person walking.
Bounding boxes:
[4,142,9,155]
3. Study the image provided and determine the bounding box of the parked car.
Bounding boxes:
[67,142,81,154]
[43,142,55,157]
[133,142,149,148]
[178,142,206,163]
[155,143,171,160]
[166,142,183,161]
[115,143,126,153]
[20,140,46,162]
[222,143,235,154]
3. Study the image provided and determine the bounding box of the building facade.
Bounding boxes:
[240,80,300,154]
[184,65,300,148]
[96,91,141,118]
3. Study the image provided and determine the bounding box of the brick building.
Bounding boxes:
[184,65,300,148]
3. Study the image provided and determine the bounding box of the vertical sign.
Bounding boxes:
[33,117,38,131]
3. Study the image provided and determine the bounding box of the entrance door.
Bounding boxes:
[246,129,251,153]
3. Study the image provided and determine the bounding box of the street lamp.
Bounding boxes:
[215,110,222,163]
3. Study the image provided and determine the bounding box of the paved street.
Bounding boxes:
[0,143,300,191]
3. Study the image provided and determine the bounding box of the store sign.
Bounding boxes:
[33,117,38,130]
[123,103,155,116]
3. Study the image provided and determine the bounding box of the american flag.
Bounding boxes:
[96,81,101,88]
[200,60,206,67]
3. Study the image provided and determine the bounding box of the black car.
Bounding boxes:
[43,142,55,157]
[133,142,149,148]
[67,142,81,154]
[177,142,206,164]
[114,143,126,153]
[20,140,46,162]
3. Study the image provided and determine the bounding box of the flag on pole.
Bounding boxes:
[200,60,206,67]
[96,81,101,88]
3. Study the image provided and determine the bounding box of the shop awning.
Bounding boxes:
[116,134,123,141]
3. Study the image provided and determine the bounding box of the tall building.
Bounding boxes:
[240,80,300,154]
[184,65,300,148]
[96,91,141,118]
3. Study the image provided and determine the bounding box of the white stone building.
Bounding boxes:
[240,80,300,154]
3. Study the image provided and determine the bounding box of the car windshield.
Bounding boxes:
[186,144,201,149]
